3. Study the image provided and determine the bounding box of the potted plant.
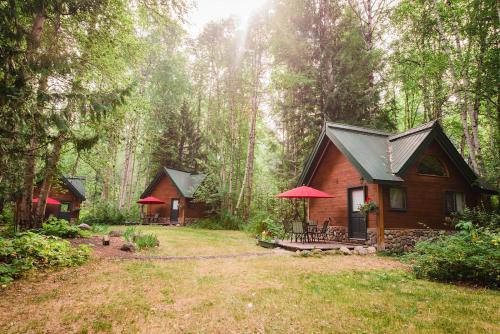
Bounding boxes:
[257,230,278,248]
[358,196,378,216]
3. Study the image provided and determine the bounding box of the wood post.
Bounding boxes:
[377,184,385,250]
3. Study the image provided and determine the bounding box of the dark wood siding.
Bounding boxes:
[308,143,379,230]
[383,140,481,229]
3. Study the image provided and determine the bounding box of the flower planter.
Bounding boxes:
[257,239,278,249]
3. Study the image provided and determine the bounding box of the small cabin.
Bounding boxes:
[34,176,86,222]
[140,167,208,225]
[299,121,496,251]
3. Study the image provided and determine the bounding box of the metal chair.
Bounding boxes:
[314,219,330,242]
[282,220,293,241]
[292,221,307,243]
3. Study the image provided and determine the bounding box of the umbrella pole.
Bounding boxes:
[303,198,307,224]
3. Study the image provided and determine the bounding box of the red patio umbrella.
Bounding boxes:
[137,196,165,223]
[32,197,61,205]
[277,186,334,223]
[137,196,165,204]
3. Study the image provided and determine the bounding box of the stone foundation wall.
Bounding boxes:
[384,228,455,251]
[328,226,377,246]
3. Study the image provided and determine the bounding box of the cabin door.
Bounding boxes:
[348,187,367,239]
[170,199,179,222]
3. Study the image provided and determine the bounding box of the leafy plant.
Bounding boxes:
[90,224,109,234]
[40,217,85,238]
[358,197,378,216]
[80,203,139,226]
[404,210,500,288]
[123,226,139,242]
[134,233,159,249]
[191,210,244,230]
[0,232,91,284]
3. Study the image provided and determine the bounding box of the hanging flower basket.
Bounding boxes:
[358,197,378,216]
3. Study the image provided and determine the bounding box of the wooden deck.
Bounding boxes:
[276,240,359,251]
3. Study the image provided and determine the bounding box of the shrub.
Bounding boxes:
[191,210,243,230]
[134,233,159,249]
[123,226,139,242]
[40,217,85,238]
[123,227,159,249]
[90,224,109,234]
[404,212,500,288]
[247,213,286,240]
[0,232,91,284]
[80,203,139,226]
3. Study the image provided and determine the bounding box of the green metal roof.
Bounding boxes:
[299,120,482,187]
[62,176,86,201]
[141,167,206,199]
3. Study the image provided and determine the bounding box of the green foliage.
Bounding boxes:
[90,224,109,234]
[404,209,500,287]
[123,227,158,249]
[40,217,85,238]
[246,213,285,240]
[0,207,16,237]
[123,227,139,242]
[0,232,91,284]
[134,233,159,250]
[80,204,138,226]
[191,210,244,230]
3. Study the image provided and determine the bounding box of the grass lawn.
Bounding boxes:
[107,225,270,256]
[0,226,499,333]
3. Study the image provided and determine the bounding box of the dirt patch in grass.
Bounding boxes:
[70,236,137,259]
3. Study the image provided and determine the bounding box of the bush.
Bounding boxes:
[80,203,139,226]
[134,233,159,249]
[40,217,86,238]
[0,232,91,284]
[123,226,139,242]
[123,227,159,249]
[191,210,243,230]
[247,214,286,240]
[90,224,109,234]
[404,211,500,288]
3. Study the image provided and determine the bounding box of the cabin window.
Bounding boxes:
[186,199,195,209]
[417,155,447,176]
[60,203,71,212]
[445,192,466,214]
[389,187,407,210]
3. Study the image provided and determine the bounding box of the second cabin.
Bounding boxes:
[140,167,208,225]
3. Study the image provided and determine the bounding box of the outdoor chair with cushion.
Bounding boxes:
[313,219,330,242]
[292,221,307,243]
[282,220,293,241]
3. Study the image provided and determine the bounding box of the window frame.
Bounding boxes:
[388,187,407,211]
[60,202,72,213]
[444,191,466,215]
[416,155,448,177]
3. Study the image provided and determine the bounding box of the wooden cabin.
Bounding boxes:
[33,176,86,222]
[299,121,496,251]
[140,167,208,225]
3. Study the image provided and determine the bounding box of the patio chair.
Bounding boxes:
[282,220,293,241]
[292,221,307,243]
[314,219,330,242]
[151,213,160,224]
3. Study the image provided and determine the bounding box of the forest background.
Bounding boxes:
[0,0,498,227]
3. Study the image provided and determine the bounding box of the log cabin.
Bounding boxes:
[33,176,86,222]
[140,167,208,225]
[298,120,496,250]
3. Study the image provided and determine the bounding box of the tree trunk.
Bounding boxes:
[17,137,37,229]
[34,136,64,227]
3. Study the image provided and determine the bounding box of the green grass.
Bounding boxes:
[108,225,267,256]
[0,227,498,333]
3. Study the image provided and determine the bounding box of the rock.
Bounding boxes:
[108,230,123,237]
[77,223,91,230]
[366,246,377,254]
[353,246,367,255]
[339,246,351,255]
[120,242,135,252]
